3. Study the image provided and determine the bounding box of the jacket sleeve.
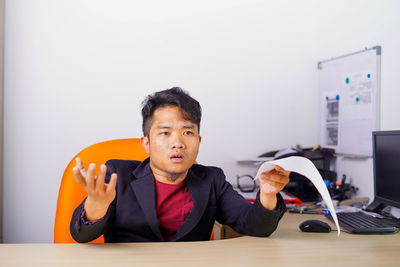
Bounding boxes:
[69,161,117,243]
[70,199,113,243]
[214,168,286,237]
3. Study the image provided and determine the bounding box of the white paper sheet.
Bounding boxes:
[254,156,340,236]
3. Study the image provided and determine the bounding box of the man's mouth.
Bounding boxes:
[170,153,184,163]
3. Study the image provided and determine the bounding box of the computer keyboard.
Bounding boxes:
[325,212,399,234]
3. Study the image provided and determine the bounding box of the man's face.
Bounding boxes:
[140,106,201,183]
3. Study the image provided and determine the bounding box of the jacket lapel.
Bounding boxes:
[130,159,163,241]
[172,167,211,241]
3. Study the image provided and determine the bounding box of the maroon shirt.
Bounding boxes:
[154,179,193,241]
[80,178,194,241]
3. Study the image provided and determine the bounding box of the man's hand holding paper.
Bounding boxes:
[259,166,290,210]
[255,156,341,236]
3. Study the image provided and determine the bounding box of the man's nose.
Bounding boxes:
[171,134,185,149]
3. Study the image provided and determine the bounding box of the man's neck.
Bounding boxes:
[154,176,186,185]
[150,166,188,185]
[153,173,187,185]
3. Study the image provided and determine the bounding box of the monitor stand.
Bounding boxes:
[364,200,386,213]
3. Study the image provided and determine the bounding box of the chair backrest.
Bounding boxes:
[54,138,148,243]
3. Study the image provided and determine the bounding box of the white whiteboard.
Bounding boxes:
[318,47,381,156]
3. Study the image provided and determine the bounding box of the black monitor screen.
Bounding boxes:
[373,131,400,208]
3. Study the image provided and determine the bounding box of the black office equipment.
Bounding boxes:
[285,146,336,201]
[326,212,396,234]
[326,130,400,234]
[299,219,331,233]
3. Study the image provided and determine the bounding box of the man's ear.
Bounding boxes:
[140,136,150,154]
[199,135,202,144]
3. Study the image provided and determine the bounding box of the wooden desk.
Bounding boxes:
[1,213,399,266]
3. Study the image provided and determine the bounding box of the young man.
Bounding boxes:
[70,87,290,242]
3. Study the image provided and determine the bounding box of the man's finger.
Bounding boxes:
[263,168,290,178]
[275,165,284,171]
[260,172,289,184]
[86,163,97,190]
[75,157,83,168]
[106,173,118,194]
[72,166,87,187]
[96,164,107,191]
[76,157,87,177]
[274,165,290,176]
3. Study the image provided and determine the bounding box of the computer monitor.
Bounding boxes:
[366,130,400,213]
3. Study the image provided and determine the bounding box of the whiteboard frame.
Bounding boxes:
[317,46,381,157]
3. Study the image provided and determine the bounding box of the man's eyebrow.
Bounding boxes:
[157,125,171,129]
[183,125,195,129]
[156,125,196,129]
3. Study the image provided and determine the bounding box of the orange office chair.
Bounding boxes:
[54,138,149,243]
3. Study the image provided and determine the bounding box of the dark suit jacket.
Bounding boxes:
[70,158,286,243]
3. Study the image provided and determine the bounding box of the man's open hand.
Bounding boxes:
[72,158,117,222]
[258,165,290,210]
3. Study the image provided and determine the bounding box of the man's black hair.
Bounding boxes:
[141,87,202,136]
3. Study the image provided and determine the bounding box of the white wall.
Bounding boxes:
[3,0,400,243]
[0,0,4,244]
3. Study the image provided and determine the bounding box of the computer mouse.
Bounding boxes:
[299,219,331,233]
